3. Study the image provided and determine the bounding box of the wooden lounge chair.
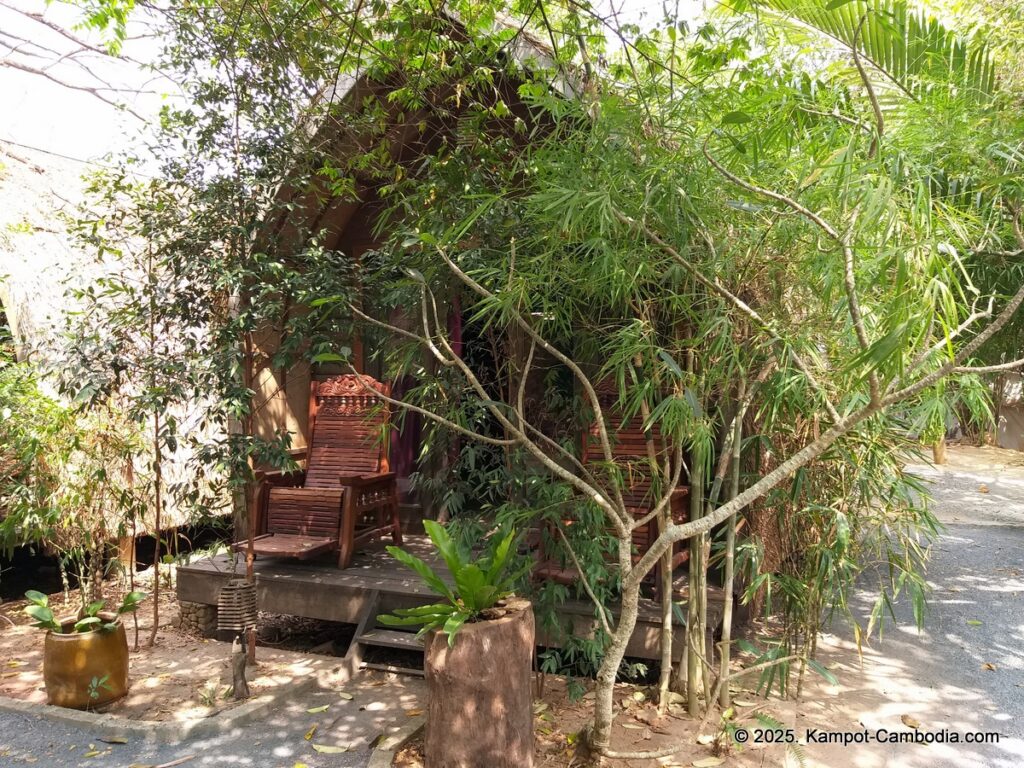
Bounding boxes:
[533,402,688,596]
[236,373,402,568]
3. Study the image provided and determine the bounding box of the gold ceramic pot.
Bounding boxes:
[43,614,129,709]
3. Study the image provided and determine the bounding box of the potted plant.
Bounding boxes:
[380,521,534,768]
[24,590,145,709]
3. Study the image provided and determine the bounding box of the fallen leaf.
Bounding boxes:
[901,715,921,729]
[306,705,329,714]
[337,692,354,700]
[692,758,725,767]
[696,734,715,745]
[405,708,424,717]
[634,708,658,725]
[304,725,317,741]
[967,619,983,626]
[979,484,989,493]
[84,752,103,758]
[294,763,310,768]
[632,690,647,703]
[99,737,128,745]
[128,764,155,768]
[982,663,997,671]
[733,699,760,707]
[533,701,549,714]
[6,660,23,668]
[311,744,348,754]
[621,723,645,730]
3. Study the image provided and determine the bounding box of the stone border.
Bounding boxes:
[367,720,425,768]
[0,674,320,744]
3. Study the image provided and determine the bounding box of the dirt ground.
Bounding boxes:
[0,568,334,722]
[393,672,803,768]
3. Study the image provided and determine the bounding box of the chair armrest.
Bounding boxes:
[338,471,396,487]
[259,469,306,488]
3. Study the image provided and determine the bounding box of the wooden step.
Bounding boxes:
[362,662,425,677]
[357,628,424,651]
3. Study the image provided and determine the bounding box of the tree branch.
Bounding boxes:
[434,245,631,521]
[555,525,613,636]
[702,140,879,403]
[953,357,1024,374]
[612,207,842,423]
[853,15,884,158]
[0,59,146,121]
[345,366,518,447]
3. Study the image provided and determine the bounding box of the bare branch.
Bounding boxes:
[555,526,613,635]
[345,366,519,447]
[796,104,870,133]
[953,357,1024,374]
[413,277,630,533]
[349,303,440,348]
[853,15,884,158]
[907,299,993,374]
[0,59,146,121]
[702,138,841,240]
[703,140,880,403]
[612,207,842,423]
[4,5,110,57]
[434,245,630,519]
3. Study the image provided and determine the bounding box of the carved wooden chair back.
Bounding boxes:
[304,374,391,488]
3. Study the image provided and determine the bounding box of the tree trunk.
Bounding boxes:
[590,580,642,751]
[148,408,162,648]
[424,598,534,767]
[932,435,946,464]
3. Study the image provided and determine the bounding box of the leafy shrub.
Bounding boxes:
[378,520,526,645]
[24,589,145,633]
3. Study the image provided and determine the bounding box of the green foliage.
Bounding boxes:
[23,589,146,634]
[747,0,997,99]
[87,674,112,701]
[379,520,526,645]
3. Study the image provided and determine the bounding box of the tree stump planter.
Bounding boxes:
[424,597,534,768]
[43,615,130,709]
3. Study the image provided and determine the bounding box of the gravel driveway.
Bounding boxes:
[797,447,1024,768]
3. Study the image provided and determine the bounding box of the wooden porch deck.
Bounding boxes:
[176,535,715,661]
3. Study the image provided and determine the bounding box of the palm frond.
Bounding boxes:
[750,0,997,101]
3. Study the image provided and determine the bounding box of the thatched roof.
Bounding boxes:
[0,144,90,363]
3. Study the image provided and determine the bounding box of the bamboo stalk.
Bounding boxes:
[697,521,710,706]
[657,515,673,715]
[719,378,746,708]
[686,458,703,716]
